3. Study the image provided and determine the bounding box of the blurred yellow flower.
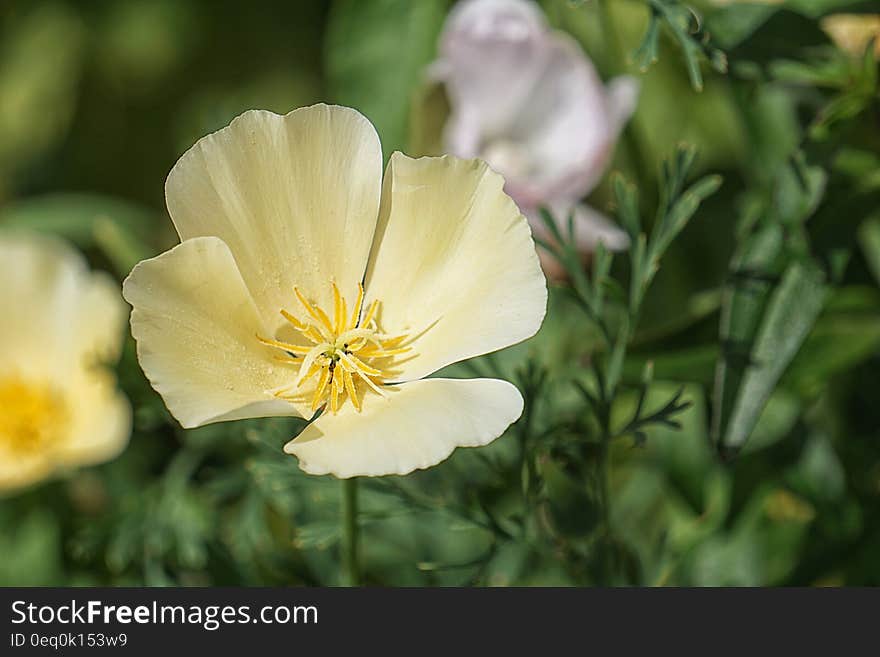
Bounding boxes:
[821,14,880,58]
[0,234,131,493]
[123,104,547,478]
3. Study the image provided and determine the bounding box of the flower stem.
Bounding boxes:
[340,477,360,586]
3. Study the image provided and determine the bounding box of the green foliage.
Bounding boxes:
[633,0,728,91]
[719,261,828,454]
[771,42,878,140]
[712,153,832,455]
[0,3,84,189]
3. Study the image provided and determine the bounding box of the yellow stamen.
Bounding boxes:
[379,334,408,348]
[0,376,67,455]
[351,367,387,397]
[332,282,348,335]
[297,362,322,387]
[346,354,382,377]
[349,282,364,331]
[361,299,380,328]
[330,370,340,413]
[279,308,308,331]
[256,335,312,355]
[358,346,411,358]
[311,368,331,411]
[260,283,412,414]
[343,370,361,412]
[295,287,334,336]
[347,338,368,352]
[280,309,326,345]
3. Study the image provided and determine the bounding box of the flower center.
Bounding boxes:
[258,282,410,414]
[0,376,67,455]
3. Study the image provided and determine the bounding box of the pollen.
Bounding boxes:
[0,376,67,454]
[257,282,410,414]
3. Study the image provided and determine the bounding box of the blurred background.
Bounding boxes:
[1,0,879,586]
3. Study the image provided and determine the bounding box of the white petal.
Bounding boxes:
[123,237,304,428]
[285,378,523,478]
[504,33,618,205]
[439,0,550,154]
[165,104,383,330]
[606,75,640,135]
[439,14,631,210]
[364,153,547,382]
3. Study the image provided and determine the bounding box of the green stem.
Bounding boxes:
[340,478,360,586]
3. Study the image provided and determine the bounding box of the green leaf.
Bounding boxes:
[834,149,880,192]
[712,224,785,445]
[612,173,641,240]
[633,10,660,73]
[705,4,779,50]
[737,85,801,183]
[720,262,828,454]
[591,241,613,318]
[650,174,723,260]
[325,0,447,159]
[772,156,826,225]
[740,390,801,455]
[606,315,630,396]
[783,306,880,395]
[635,1,727,92]
[629,233,649,312]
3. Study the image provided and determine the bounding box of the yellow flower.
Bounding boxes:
[0,234,131,493]
[821,14,880,58]
[123,104,547,478]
